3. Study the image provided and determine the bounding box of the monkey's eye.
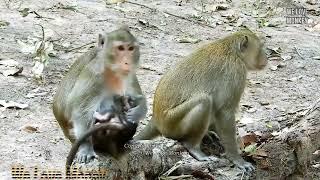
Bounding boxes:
[118,45,125,51]
[128,46,134,51]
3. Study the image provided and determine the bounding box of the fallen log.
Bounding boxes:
[70,103,320,179]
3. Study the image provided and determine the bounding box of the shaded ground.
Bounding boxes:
[0,0,319,179]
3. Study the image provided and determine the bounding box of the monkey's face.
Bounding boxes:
[239,35,268,71]
[98,28,140,77]
[109,41,138,76]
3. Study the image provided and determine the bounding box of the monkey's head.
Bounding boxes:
[235,30,268,71]
[98,26,140,77]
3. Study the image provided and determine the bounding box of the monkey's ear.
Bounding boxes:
[239,35,249,52]
[98,34,105,48]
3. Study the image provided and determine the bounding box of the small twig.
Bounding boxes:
[304,97,320,117]
[240,171,244,180]
[161,161,183,177]
[163,11,216,29]
[30,11,54,20]
[159,175,193,180]
[127,1,154,11]
[126,1,216,29]
[35,24,45,58]
[35,24,45,42]
[140,66,163,75]
[293,46,306,61]
[65,41,95,52]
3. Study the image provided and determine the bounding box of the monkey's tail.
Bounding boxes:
[134,117,160,140]
[65,123,125,169]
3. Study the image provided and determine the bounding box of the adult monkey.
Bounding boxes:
[53,26,147,163]
[135,29,267,172]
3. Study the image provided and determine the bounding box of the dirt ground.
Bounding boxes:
[0,0,319,179]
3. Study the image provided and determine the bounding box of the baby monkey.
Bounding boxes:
[66,95,142,167]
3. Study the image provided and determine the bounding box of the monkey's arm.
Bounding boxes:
[125,75,147,124]
[66,68,103,163]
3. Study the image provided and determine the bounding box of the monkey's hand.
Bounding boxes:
[125,103,146,124]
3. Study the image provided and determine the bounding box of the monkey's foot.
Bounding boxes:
[75,148,97,164]
[184,144,219,162]
[203,131,220,144]
[232,159,255,173]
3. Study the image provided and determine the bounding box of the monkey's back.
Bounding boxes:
[153,37,247,124]
[53,48,98,141]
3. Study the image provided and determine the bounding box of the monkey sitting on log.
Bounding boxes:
[53,26,147,164]
[135,29,267,173]
[66,95,143,167]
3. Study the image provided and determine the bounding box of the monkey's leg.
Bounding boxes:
[72,114,97,164]
[215,109,254,172]
[166,95,218,161]
[134,117,160,140]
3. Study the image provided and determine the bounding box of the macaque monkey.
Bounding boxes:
[53,26,147,164]
[135,29,267,172]
[66,95,143,167]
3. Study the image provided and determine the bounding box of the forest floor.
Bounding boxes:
[0,0,319,179]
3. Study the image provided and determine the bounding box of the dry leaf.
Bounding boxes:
[19,8,30,17]
[0,60,23,76]
[313,150,320,155]
[0,59,19,67]
[277,62,286,68]
[267,47,282,56]
[246,107,257,113]
[206,4,229,12]
[20,125,39,133]
[176,37,201,44]
[266,122,273,128]
[244,143,257,154]
[254,149,268,157]
[312,164,320,168]
[312,56,320,60]
[0,20,10,27]
[225,26,233,31]
[31,61,45,79]
[0,100,28,109]
[1,67,23,76]
[281,55,292,61]
[241,133,258,147]
[107,0,126,4]
[313,24,320,32]
[239,117,254,124]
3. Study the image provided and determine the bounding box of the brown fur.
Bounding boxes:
[136,29,267,172]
